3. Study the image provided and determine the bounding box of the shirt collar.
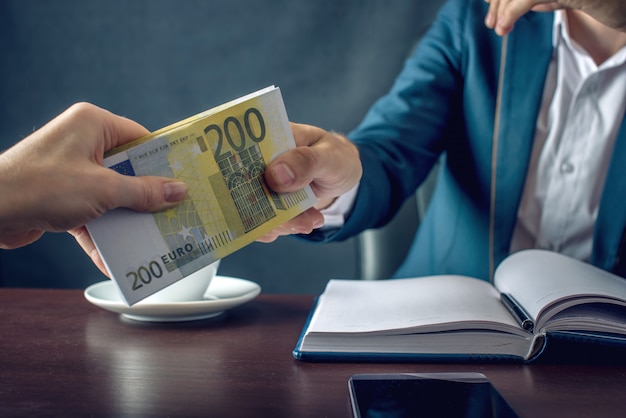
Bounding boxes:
[552,10,565,48]
[552,10,626,70]
[552,10,584,54]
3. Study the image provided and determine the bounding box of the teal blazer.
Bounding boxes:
[310,0,626,280]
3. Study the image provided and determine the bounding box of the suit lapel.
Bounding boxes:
[592,121,626,273]
[491,12,555,266]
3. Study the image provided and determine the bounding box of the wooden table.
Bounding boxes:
[1,289,625,417]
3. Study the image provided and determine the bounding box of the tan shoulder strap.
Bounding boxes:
[489,34,508,283]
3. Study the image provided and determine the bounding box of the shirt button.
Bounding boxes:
[560,161,574,173]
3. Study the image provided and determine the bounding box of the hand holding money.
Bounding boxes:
[258,124,362,243]
[87,86,316,305]
[0,102,187,253]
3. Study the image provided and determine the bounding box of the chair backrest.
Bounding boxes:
[357,163,439,280]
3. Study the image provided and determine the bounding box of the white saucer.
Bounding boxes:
[84,276,261,322]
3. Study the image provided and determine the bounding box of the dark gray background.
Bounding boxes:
[0,0,444,294]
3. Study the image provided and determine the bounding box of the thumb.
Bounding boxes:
[115,175,188,213]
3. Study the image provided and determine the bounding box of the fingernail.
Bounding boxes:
[291,226,312,235]
[313,218,325,229]
[495,21,509,36]
[164,181,188,202]
[485,13,495,28]
[272,163,295,187]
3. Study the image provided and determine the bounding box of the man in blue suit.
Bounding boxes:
[261,0,626,281]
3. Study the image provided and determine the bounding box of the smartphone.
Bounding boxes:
[348,372,519,418]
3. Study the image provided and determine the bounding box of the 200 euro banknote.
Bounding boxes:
[87,86,316,305]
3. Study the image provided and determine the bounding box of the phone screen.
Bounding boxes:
[348,372,519,418]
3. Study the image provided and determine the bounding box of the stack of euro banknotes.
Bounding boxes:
[87,86,316,305]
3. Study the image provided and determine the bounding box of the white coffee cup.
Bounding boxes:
[139,261,220,304]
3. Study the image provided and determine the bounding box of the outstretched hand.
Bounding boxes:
[0,103,188,273]
[257,123,362,242]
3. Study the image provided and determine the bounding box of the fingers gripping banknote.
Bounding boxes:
[87,86,316,305]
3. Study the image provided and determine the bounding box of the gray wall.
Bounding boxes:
[0,0,444,294]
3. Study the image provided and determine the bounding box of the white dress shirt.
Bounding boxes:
[323,11,626,264]
[510,11,626,261]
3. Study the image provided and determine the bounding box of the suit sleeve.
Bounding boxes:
[308,0,471,243]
